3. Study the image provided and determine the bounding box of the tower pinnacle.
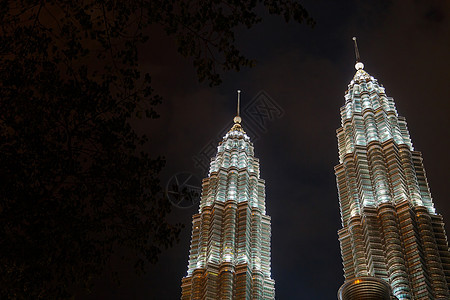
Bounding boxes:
[352,37,364,70]
[335,46,450,299]
[229,90,245,133]
[181,91,275,299]
[234,90,242,124]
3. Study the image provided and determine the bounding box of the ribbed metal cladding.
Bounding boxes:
[181,121,275,299]
[335,62,450,299]
[338,276,394,300]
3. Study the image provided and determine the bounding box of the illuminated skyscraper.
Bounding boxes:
[181,92,275,299]
[335,39,450,299]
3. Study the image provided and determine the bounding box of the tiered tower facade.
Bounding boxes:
[181,106,275,299]
[335,53,450,299]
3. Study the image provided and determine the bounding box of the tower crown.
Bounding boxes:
[182,92,275,299]
[335,38,449,300]
[340,40,413,158]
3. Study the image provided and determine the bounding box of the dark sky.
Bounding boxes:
[84,1,450,299]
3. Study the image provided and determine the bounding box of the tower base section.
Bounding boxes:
[338,277,397,300]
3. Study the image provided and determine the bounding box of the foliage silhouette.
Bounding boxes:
[0,0,313,298]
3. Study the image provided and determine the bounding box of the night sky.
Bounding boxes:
[84,1,450,299]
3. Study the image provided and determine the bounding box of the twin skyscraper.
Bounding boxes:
[180,39,450,299]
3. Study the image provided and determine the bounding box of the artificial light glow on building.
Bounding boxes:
[181,96,275,299]
[335,41,450,299]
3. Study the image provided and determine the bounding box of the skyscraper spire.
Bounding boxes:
[352,37,364,70]
[335,40,450,299]
[352,37,360,62]
[234,90,242,124]
[181,93,275,299]
[230,90,245,133]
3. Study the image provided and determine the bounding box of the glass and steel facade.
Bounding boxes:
[181,118,275,299]
[335,61,450,299]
